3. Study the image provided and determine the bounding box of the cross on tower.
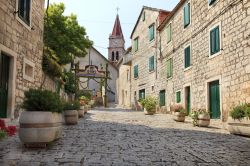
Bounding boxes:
[116,7,120,14]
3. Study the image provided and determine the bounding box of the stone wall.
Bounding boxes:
[0,0,46,119]
[156,0,250,121]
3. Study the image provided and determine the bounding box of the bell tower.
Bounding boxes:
[108,13,125,64]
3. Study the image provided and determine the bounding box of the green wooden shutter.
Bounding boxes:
[210,26,220,55]
[167,24,172,43]
[149,56,154,71]
[176,91,181,103]
[184,3,190,28]
[134,65,138,78]
[142,11,145,21]
[159,90,165,106]
[134,38,138,52]
[184,46,191,68]
[167,58,173,78]
[149,25,155,41]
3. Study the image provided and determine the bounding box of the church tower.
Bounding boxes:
[108,14,125,64]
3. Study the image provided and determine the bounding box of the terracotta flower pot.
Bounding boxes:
[228,117,250,137]
[64,110,78,125]
[174,112,185,122]
[19,111,63,145]
[198,114,210,127]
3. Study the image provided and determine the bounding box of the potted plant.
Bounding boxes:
[197,109,210,127]
[172,105,186,122]
[190,109,210,127]
[78,96,86,117]
[228,103,250,137]
[19,89,63,147]
[63,101,80,125]
[142,97,157,115]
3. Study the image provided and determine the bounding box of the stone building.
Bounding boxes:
[75,47,118,102]
[117,47,132,108]
[155,0,250,121]
[123,0,250,122]
[108,14,126,64]
[0,0,45,119]
[129,6,170,109]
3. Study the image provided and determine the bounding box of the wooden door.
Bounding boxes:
[209,80,221,119]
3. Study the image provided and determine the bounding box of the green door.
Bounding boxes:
[209,80,220,119]
[186,86,191,115]
[0,53,10,118]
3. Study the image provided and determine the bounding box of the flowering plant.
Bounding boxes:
[0,119,17,140]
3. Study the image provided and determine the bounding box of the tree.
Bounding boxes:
[44,3,92,65]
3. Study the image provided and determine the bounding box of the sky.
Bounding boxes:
[49,0,179,58]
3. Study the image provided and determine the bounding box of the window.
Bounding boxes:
[134,37,139,52]
[166,58,173,78]
[149,24,155,41]
[126,69,130,81]
[176,91,181,103]
[139,89,145,100]
[184,46,191,68]
[142,11,145,21]
[183,2,190,28]
[134,65,138,79]
[166,23,172,43]
[18,0,31,25]
[210,25,220,56]
[112,51,114,61]
[159,90,166,106]
[116,51,119,61]
[208,0,216,6]
[148,56,154,72]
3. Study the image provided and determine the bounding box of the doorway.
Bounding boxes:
[209,80,221,119]
[0,53,10,118]
[185,86,191,115]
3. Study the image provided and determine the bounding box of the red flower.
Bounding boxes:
[0,119,6,128]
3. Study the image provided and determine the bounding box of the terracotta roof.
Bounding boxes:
[130,6,170,39]
[158,0,186,31]
[110,14,124,39]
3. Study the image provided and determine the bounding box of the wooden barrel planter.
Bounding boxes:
[197,114,210,127]
[19,111,63,147]
[228,117,250,137]
[174,112,185,122]
[143,108,155,115]
[64,110,78,125]
[84,105,90,114]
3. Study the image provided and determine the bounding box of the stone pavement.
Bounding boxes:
[0,107,250,166]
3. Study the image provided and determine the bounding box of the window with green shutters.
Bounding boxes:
[18,0,31,25]
[183,2,190,28]
[176,91,181,103]
[134,65,138,79]
[184,46,191,68]
[159,90,166,106]
[166,58,173,78]
[139,89,145,100]
[142,11,145,21]
[149,24,155,41]
[134,37,139,52]
[208,0,216,6]
[166,23,172,43]
[149,56,154,72]
[210,26,220,56]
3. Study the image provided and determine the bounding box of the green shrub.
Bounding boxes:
[0,130,7,140]
[22,89,62,113]
[230,105,247,120]
[245,107,250,119]
[63,101,80,110]
[42,54,62,78]
[143,97,157,113]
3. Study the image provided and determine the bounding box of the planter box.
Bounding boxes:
[173,112,185,122]
[228,117,250,137]
[19,111,63,145]
[198,114,210,127]
[144,108,155,115]
[64,110,78,125]
[78,109,85,118]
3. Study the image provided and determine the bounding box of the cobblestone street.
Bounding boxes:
[0,108,250,166]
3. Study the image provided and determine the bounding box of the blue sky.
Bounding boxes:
[49,0,179,57]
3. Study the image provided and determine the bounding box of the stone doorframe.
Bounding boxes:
[205,75,223,121]
[0,44,17,120]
